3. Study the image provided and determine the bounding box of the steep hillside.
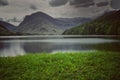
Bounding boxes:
[63,10,120,35]
[15,12,64,35]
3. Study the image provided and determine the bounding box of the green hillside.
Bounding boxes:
[63,10,120,35]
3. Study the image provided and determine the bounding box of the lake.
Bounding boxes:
[0,35,120,57]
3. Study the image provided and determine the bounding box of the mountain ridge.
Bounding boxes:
[15,12,91,35]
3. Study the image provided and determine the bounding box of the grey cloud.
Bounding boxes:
[30,4,38,10]
[96,2,109,7]
[0,0,8,6]
[49,0,68,7]
[49,0,94,7]
[111,0,120,9]
[70,0,95,7]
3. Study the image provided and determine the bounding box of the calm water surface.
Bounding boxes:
[0,35,120,57]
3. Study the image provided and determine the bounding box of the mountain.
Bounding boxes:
[15,12,91,35]
[0,21,16,36]
[63,10,120,35]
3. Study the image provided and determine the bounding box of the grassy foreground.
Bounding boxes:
[0,51,120,80]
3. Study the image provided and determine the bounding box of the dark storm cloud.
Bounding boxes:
[0,0,8,6]
[49,0,68,7]
[69,0,95,7]
[49,0,94,7]
[96,2,109,7]
[30,4,38,10]
[111,0,120,9]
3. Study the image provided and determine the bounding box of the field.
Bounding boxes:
[0,51,120,80]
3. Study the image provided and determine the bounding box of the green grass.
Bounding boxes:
[0,51,120,80]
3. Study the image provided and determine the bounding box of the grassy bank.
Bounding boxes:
[0,51,120,80]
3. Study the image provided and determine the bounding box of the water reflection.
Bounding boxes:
[0,40,25,57]
[0,36,120,57]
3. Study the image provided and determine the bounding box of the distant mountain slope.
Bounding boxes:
[0,25,15,36]
[63,10,120,35]
[0,21,16,36]
[57,17,91,29]
[0,21,16,31]
[15,12,91,35]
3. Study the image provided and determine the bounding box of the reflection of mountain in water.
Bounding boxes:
[0,37,120,57]
[0,40,25,57]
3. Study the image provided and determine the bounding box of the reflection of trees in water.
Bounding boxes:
[0,42,4,49]
[94,42,120,52]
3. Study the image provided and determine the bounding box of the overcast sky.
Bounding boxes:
[0,0,119,19]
